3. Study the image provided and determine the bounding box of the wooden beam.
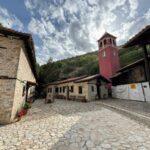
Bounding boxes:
[143,45,150,81]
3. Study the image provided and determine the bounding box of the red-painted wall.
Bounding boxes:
[98,46,120,79]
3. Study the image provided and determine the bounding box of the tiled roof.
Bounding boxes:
[46,74,111,86]
[46,75,87,86]
[98,32,116,42]
[111,56,150,78]
[123,25,150,48]
[75,74,111,83]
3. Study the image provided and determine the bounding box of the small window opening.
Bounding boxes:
[70,86,74,93]
[79,86,83,94]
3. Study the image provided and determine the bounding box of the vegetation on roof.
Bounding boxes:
[119,45,150,67]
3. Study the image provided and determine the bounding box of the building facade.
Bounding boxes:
[111,58,149,85]
[46,74,110,102]
[0,26,37,124]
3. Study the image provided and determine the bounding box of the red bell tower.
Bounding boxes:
[98,32,120,79]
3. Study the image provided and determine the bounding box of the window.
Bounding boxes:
[78,86,82,94]
[63,86,65,93]
[60,87,62,93]
[113,39,116,45]
[104,39,107,45]
[91,86,94,92]
[100,42,102,48]
[102,50,106,57]
[55,87,58,93]
[70,86,74,93]
[109,38,112,44]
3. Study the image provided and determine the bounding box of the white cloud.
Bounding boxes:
[114,21,135,42]
[28,18,47,37]
[144,8,150,20]
[28,18,55,38]
[25,0,149,64]
[0,5,23,30]
[128,0,139,18]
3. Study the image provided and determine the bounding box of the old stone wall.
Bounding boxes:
[0,35,22,124]
[0,36,22,78]
[11,46,36,121]
[0,35,36,123]
[0,79,16,124]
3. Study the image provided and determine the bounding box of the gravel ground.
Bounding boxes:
[0,99,150,150]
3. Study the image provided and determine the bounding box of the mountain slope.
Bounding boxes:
[38,46,150,84]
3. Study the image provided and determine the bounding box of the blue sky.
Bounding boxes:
[0,0,150,64]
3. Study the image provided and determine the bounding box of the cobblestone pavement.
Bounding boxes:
[1,99,150,150]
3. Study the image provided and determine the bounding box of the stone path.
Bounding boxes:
[0,99,150,150]
[101,99,150,118]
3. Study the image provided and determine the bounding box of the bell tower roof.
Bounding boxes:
[98,32,117,50]
[98,32,116,42]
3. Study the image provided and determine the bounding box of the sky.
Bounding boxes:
[0,0,150,64]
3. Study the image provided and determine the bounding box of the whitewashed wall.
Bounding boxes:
[112,82,150,102]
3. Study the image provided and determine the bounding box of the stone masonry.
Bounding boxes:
[0,34,36,124]
[0,99,150,150]
[0,79,15,123]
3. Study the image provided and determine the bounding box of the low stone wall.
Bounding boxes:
[0,79,15,124]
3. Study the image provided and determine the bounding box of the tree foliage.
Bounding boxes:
[38,51,99,84]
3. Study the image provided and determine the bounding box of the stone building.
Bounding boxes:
[46,74,110,102]
[111,58,150,85]
[46,26,150,102]
[46,32,119,102]
[0,26,37,124]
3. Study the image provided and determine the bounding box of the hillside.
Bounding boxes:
[38,46,150,84]
[38,51,99,84]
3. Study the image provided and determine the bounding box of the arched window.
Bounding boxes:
[100,42,102,48]
[113,39,116,46]
[109,38,112,44]
[102,50,106,57]
[104,39,107,45]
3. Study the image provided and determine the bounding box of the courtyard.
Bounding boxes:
[0,100,150,150]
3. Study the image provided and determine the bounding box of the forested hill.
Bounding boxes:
[38,51,99,84]
[38,46,150,84]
